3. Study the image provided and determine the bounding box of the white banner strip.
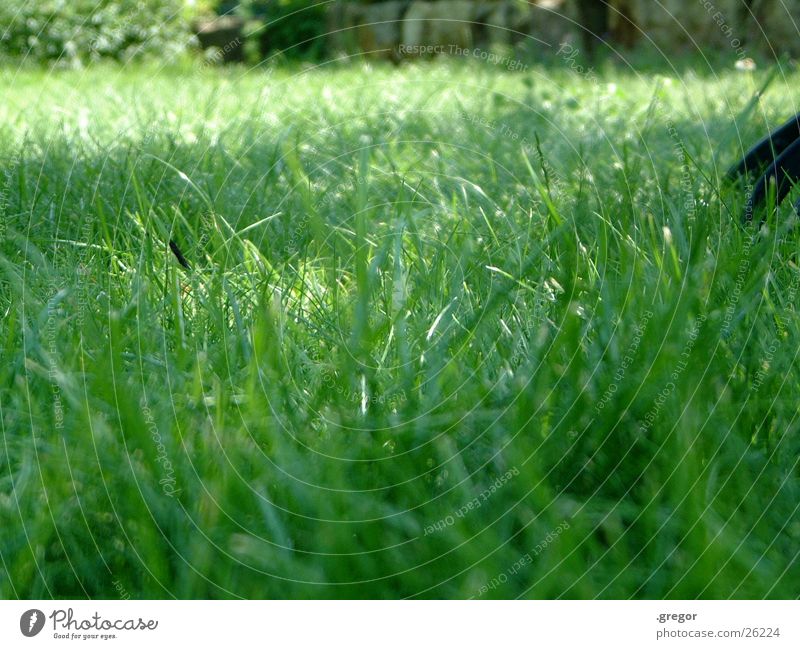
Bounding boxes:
[1,600,796,648]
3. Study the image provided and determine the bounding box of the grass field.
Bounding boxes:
[1,57,799,599]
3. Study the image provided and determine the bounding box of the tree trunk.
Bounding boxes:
[575,0,609,56]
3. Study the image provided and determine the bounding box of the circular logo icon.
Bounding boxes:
[20,609,45,637]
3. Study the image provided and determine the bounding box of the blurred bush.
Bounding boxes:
[241,0,328,58]
[0,0,198,66]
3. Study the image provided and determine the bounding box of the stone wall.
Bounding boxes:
[329,1,575,60]
[745,0,800,56]
[326,0,800,61]
[609,0,742,51]
[610,0,800,56]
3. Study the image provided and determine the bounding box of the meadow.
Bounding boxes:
[0,57,799,598]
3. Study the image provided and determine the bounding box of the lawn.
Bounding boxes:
[1,58,799,599]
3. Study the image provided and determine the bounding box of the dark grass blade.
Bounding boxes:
[169,238,191,270]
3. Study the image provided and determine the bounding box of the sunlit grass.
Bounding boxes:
[1,58,799,598]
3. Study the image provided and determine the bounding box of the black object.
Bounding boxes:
[169,239,191,270]
[728,113,800,222]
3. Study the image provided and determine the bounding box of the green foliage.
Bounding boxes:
[0,0,196,65]
[242,0,328,57]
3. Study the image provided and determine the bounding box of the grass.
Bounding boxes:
[1,56,799,599]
